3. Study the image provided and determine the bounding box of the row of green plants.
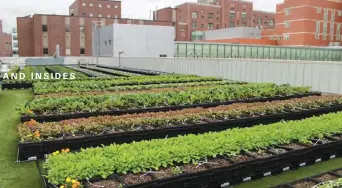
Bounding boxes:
[2,66,37,83]
[18,95,342,142]
[32,75,223,94]
[22,84,310,115]
[43,111,342,185]
[34,80,242,99]
[46,66,89,79]
[315,178,342,188]
[67,66,115,78]
[82,66,142,77]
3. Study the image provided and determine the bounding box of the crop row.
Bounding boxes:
[18,95,342,142]
[66,66,115,78]
[22,84,310,115]
[45,66,89,79]
[34,81,242,99]
[81,65,142,77]
[32,75,226,94]
[43,111,342,185]
[316,178,342,188]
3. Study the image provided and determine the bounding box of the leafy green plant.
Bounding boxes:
[314,178,342,188]
[43,111,342,185]
[171,166,183,175]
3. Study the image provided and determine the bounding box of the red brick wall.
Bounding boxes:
[154,7,173,22]
[219,0,253,28]
[17,17,34,56]
[3,33,12,56]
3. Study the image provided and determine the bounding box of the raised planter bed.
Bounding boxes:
[1,83,33,90]
[81,66,132,77]
[38,134,342,188]
[20,92,321,123]
[17,102,342,162]
[97,65,165,76]
[273,168,342,188]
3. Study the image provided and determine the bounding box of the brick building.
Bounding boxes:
[262,0,342,46]
[17,0,172,57]
[69,0,121,19]
[0,19,13,57]
[154,0,275,41]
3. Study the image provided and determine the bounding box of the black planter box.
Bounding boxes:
[1,83,33,90]
[81,66,130,77]
[273,168,342,188]
[21,92,321,123]
[97,65,162,76]
[40,138,342,188]
[17,103,342,162]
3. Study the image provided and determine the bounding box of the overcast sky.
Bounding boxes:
[0,0,282,33]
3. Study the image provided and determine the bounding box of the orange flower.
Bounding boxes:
[72,183,78,188]
[34,130,40,138]
[65,148,70,153]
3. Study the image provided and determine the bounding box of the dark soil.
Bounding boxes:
[314,174,339,182]
[332,134,342,140]
[121,173,153,185]
[182,163,209,173]
[282,143,308,150]
[87,180,123,188]
[230,155,255,163]
[292,181,317,188]
[334,170,342,175]
[205,158,231,168]
[248,150,273,158]
[153,168,176,179]
[269,148,288,154]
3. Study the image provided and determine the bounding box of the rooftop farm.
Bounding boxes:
[1,65,342,188]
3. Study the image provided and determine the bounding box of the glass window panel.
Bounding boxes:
[194,44,203,58]
[186,43,195,58]
[263,47,270,59]
[300,49,306,60]
[258,46,264,59]
[280,48,286,59]
[203,44,210,58]
[210,44,218,58]
[296,48,302,60]
[251,46,258,58]
[245,46,252,59]
[286,48,291,60]
[239,45,245,58]
[178,43,187,57]
[275,48,281,59]
[225,44,232,58]
[269,47,275,59]
[232,45,239,58]
[290,48,296,60]
[218,45,225,58]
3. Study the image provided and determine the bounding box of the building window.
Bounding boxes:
[99,4,102,7]
[208,13,214,19]
[90,3,93,7]
[285,8,290,16]
[339,11,342,17]
[115,15,118,18]
[192,11,198,19]
[283,34,290,40]
[192,21,197,28]
[82,13,86,16]
[105,40,107,46]
[208,23,213,29]
[90,13,93,17]
[108,39,112,45]
[257,18,262,25]
[80,48,85,55]
[324,9,328,21]
[315,21,320,40]
[229,21,235,27]
[66,49,71,56]
[230,11,235,19]
[80,26,85,32]
[107,15,111,18]
[42,25,48,32]
[241,12,247,20]
[65,25,70,32]
[284,21,290,28]
[43,48,48,55]
[115,5,118,8]
[317,7,321,14]
[107,5,111,8]
[201,15,204,19]
[82,3,86,6]
[269,19,274,27]
[201,9,204,13]
[337,24,341,40]
[323,22,327,40]
[99,14,102,17]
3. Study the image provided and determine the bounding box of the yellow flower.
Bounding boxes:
[65,148,70,153]
[60,186,65,188]
[72,184,78,188]
[66,177,71,183]
[71,179,77,184]
[61,149,65,153]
